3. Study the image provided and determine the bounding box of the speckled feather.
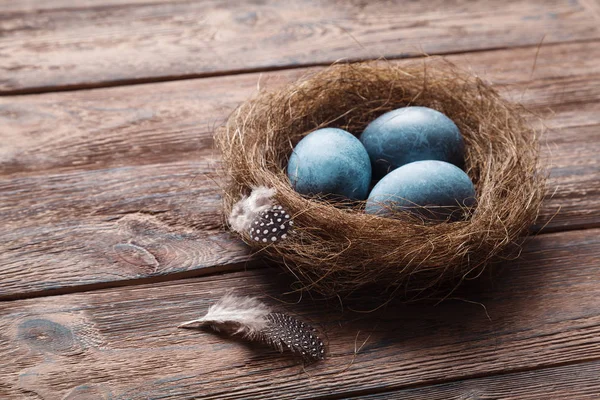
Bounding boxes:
[249,205,293,243]
[178,294,324,362]
[263,313,325,361]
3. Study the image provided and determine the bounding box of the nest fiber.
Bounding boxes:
[215,62,545,296]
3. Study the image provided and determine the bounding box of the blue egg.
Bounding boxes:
[287,128,371,200]
[365,160,476,220]
[360,106,465,178]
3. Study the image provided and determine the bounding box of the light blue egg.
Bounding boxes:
[360,106,465,178]
[365,160,476,220]
[287,128,372,200]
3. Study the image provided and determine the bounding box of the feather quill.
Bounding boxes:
[179,294,325,362]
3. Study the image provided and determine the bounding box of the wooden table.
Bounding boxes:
[1,1,600,398]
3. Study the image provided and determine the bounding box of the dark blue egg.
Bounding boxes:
[287,128,371,200]
[360,106,465,178]
[365,160,476,220]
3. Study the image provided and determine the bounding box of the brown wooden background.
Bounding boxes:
[1,1,599,398]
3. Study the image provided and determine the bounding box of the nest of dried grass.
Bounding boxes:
[215,61,545,297]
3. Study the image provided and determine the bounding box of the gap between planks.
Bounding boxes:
[320,358,600,400]
[0,221,598,303]
[334,358,600,400]
[0,38,598,96]
[0,259,263,302]
[2,0,599,94]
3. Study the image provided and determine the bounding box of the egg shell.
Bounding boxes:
[365,160,476,220]
[360,106,465,178]
[287,128,372,200]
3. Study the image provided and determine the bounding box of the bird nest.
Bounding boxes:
[214,61,545,297]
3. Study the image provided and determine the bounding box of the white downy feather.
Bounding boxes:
[179,294,272,339]
[228,186,276,233]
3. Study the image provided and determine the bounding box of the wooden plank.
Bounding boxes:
[1,42,600,298]
[1,0,599,93]
[3,41,599,176]
[536,122,600,232]
[1,228,599,399]
[0,0,175,13]
[0,161,253,298]
[581,0,600,23]
[342,360,600,399]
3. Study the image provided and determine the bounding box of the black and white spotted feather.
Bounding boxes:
[228,186,293,244]
[263,313,324,360]
[178,294,325,362]
[249,205,293,243]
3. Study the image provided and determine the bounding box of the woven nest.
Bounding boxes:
[215,61,545,297]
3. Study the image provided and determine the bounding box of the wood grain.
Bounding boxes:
[0,0,176,12]
[1,41,600,298]
[0,161,253,298]
[581,0,600,23]
[1,0,599,93]
[1,228,599,399]
[2,3,599,398]
[343,360,600,399]
[2,40,599,176]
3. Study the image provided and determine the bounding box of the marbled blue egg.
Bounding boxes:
[287,128,371,200]
[365,160,476,220]
[360,106,465,178]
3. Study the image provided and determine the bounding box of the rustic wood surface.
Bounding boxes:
[1,0,600,398]
[1,229,600,399]
[2,0,600,93]
[345,360,600,399]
